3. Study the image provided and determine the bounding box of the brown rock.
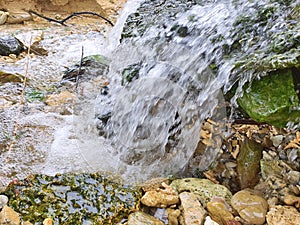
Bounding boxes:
[141,190,179,208]
[179,192,206,225]
[43,218,53,225]
[283,194,300,209]
[207,201,234,225]
[231,189,268,225]
[0,205,21,225]
[128,211,164,225]
[266,205,300,225]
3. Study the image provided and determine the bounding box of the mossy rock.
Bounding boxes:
[238,69,300,127]
[2,173,141,225]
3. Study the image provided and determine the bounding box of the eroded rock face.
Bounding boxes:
[231,189,268,225]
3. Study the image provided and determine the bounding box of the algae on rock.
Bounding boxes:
[2,173,141,225]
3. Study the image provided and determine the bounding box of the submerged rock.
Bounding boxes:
[238,69,300,127]
[231,189,268,225]
[2,173,141,225]
[0,35,24,56]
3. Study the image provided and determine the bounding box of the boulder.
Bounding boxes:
[238,69,300,127]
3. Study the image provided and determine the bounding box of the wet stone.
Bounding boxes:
[1,173,142,225]
[231,189,268,225]
[0,35,24,56]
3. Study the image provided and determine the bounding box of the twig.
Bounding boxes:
[28,10,114,26]
[75,46,84,90]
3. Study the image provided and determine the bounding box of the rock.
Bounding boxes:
[204,216,220,225]
[50,0,69,6]
[0,35,24,56]
[0,71,24,83]
[237,138,263,189]
[266,205,300,225]
[283,194,300,209]
[206,198,235,225]
[0,11,9,25]
[62,54,110,82]
[23,222,34,225]
[6,11,33,24]
[237,69,300,127]
[141,177,169,192]
[0,205,21,225]
[231,189,268,225]
[127,211,164,225]
[43,218,53,225]
[170,178,232,205]
[166,208,180,225]
[3,173,141,224]
[141,190,179,208]
[179,192,206,225]
[0,195,8,209]
[45,91,76,115]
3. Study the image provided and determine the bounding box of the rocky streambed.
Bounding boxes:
[0,0,300,225]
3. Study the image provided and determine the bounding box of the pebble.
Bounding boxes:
[179,192,206,225]
[141,190,179,208]
[231,189,268,225]
[127,211,164,225]
[0,205,20,225]
[266,205,300,225]
[0,194,8,209]
[166,208,180,225]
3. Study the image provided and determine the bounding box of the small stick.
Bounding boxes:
[28,10,114,26]
[75,46,84,90]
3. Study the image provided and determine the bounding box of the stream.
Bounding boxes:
[1,0,299,189]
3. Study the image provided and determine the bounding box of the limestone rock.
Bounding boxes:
[179,192,206,225]
[128,211,164,225]
[231,189,268,225]
[266,205,300,225]
[141,190,179,208]
[171,178,232,205]
[0,205,21,225]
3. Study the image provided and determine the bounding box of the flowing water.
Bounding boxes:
[0,0,298,187]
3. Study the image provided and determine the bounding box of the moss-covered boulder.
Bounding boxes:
[238,69,300,127]
[2,173,141,225]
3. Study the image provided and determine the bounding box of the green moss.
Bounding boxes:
[2,173,141,225]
